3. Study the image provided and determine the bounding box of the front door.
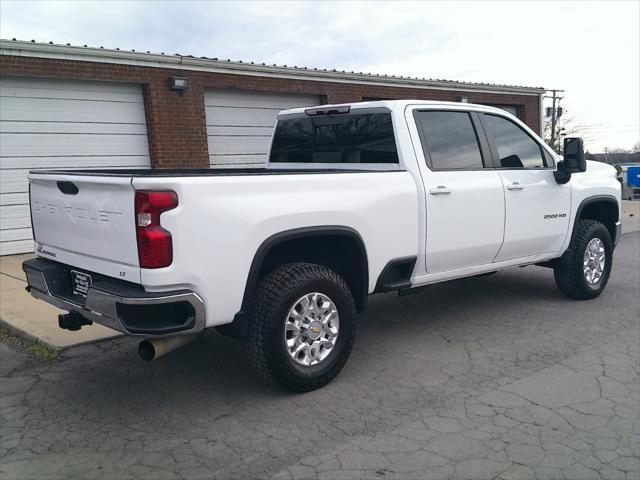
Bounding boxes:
[414,110,505,274]
[481,113,571,261]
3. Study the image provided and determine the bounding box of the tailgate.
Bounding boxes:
[29,172,141,282]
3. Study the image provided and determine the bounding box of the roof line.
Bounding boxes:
[0,39,546,95]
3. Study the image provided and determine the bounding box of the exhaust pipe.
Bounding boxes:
[138,333,199,361]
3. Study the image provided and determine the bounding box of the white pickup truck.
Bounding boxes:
[23,100,621,391]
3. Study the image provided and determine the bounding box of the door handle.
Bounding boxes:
[429,186,452,195]
[506,182,524,190]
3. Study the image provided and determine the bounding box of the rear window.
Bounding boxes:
[269,112,399,164]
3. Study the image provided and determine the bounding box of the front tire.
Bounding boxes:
[244,263,356,392]
[554,219,613,299]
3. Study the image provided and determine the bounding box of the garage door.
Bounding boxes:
[205,89,321,167]
[0,77,150,255]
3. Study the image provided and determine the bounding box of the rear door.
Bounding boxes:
[480,113,571,261]
[29,172,141,282]
[413,110,505,274]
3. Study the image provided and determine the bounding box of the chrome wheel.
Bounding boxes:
[284,292,339,367]
[583,238,606,285]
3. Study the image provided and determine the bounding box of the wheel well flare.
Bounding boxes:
[578,199,618,242]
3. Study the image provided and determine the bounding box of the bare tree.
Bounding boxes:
[543,91,596,154]
[544,110,594,154]
[606,148,631,164]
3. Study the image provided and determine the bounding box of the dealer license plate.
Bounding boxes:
[71,270,92,297]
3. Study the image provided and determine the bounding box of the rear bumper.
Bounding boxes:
[22,258,205,337]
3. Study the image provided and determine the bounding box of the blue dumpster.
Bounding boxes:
[627,166,640,188]
[626,166,640,199]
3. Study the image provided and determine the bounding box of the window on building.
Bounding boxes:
[415,111,484,170]
[270,112,398,163]
[484,114,546,168]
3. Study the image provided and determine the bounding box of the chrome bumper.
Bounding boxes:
[23,258,205,338]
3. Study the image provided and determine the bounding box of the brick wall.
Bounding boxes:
[0,55,541,168]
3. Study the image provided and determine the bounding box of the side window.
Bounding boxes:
[415,111,484,170]
[484,114,546,168]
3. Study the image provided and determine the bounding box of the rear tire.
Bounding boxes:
[554,219,613,299]
[244,263,356,392]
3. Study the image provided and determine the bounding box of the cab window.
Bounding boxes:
[484,114,547,168]
[270,112,398,164]
[415,111,484,170]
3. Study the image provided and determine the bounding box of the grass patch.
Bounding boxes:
[0,327,58,361]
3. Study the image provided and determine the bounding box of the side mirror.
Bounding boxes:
[562,137,586,173]
[554,137,586,184]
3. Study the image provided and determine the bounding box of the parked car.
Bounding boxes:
[23,100,622,391]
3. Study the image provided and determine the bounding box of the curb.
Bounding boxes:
[0,317,61,352]
[0,316,123,352]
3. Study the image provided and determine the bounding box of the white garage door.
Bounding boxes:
[205,89,321,167]
[0,77,150,255]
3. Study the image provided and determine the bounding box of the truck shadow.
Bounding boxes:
[49,266,564,405]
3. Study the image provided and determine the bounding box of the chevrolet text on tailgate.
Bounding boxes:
[24,100,622,391]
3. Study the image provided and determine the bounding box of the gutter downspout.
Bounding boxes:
[539,92,545,137]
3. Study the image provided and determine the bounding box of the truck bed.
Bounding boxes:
[30,167,398,177]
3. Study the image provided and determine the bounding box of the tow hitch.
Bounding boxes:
[58,312,92,331]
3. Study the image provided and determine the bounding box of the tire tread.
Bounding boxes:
[244,262,356,391]
[554,219,612,300]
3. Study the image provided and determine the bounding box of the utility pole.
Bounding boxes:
[544,89,564,152]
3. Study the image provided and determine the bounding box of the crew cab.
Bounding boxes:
[23,100,622,391]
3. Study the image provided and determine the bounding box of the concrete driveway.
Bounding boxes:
[1,233,639,480]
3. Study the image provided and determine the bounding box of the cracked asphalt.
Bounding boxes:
[1,233,639,480]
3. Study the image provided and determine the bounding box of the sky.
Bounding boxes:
[1,0,638,152]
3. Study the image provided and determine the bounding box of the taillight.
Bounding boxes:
[135,190,178,268]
